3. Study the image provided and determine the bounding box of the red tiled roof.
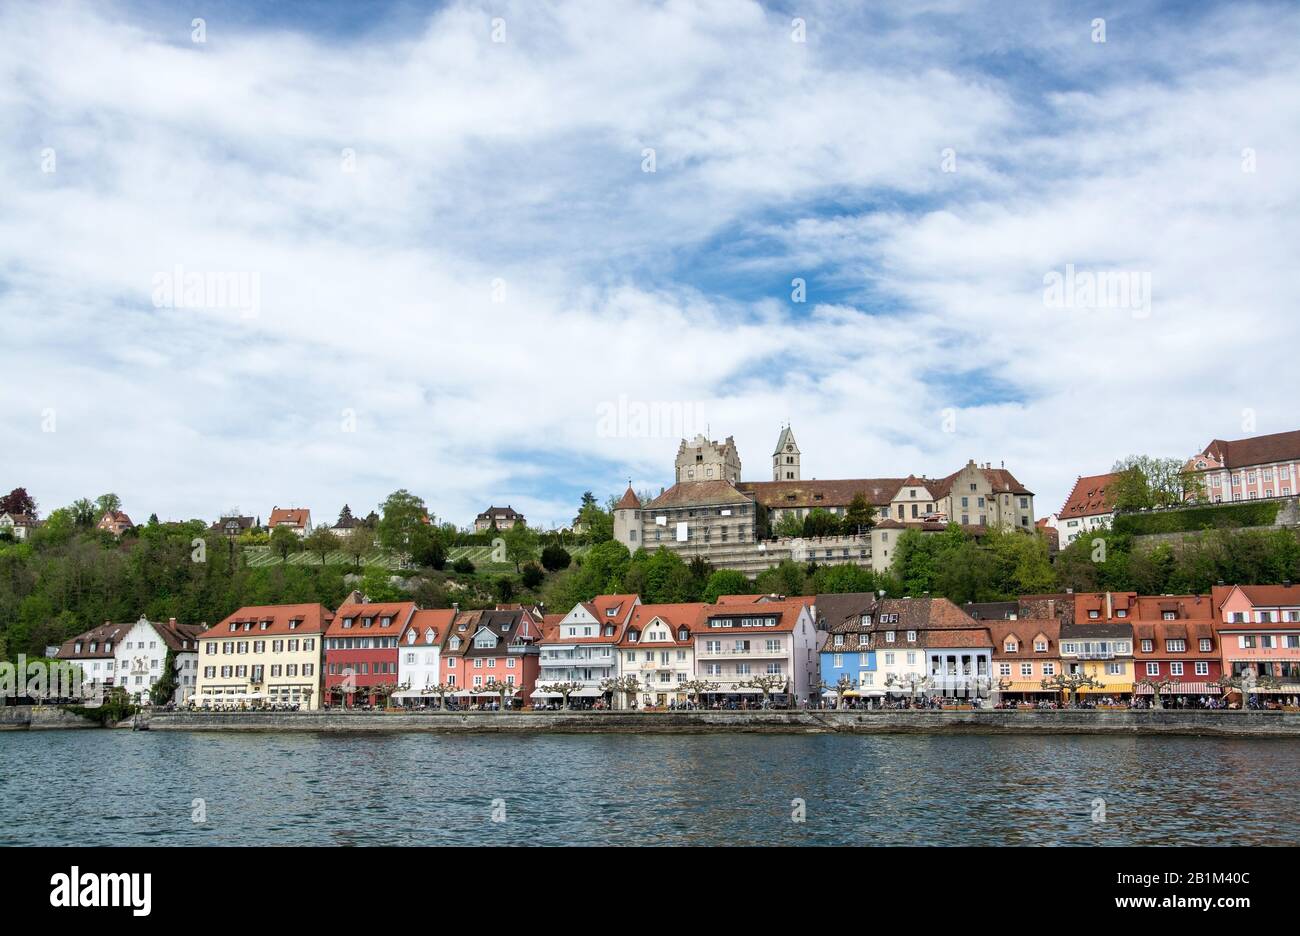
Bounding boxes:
[1198,429,1300,470]
[1058,472,1121,519]
[988,619,1060,659]
[692,597,810,634]
[645,481,752,509]
[399,609,456,647]
[269,507,310,527]
[615,486,640,510]
[619,604,704,646]
[326,601,417,637]
[208,603,333,638]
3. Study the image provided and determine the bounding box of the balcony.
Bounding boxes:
[698,647,786,658]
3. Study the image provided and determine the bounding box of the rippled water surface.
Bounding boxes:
[2,730,1297,845]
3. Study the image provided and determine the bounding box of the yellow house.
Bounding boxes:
[1059,619,1134,699]
[194,604,333,709]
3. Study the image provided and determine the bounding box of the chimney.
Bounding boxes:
[1048,598,1056,618]
[452,602,460,613]
[1105,592,1113,619]
[1065,587,1073,595]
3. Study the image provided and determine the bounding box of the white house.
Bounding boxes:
[616,604,700,708]
[692,597,823,703]
[537,594,639,703]
[395,609,455,704]
[113,616,206,704]
[55,623,128,697]
[0,512,38,541]
[1052,472,1121,547]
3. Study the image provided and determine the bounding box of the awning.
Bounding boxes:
[1078,684,1133,694]
[707,686,762,694]
[1134,682,1220,695]
[1003,682,1057,693]
[1250,684,1300,694]
[571,688,603,698]
[531,690,561,699]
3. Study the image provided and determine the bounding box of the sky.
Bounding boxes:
[2,0,1297,529]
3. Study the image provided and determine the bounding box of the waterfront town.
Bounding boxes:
[39,584,1300,711]
[8,424,1300,716]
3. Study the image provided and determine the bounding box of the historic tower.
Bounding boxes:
[612,484,642,550]
[773,425,801,481]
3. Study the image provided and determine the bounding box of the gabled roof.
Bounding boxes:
[327,601,417,637]
[444,609,542,656]
[1225,584,1300,607]
[207,604,333,638]
[988,619,1059,659]
[399,609,457,647]
[619,604,704,647]
[1197,429,1300,470]
[1058,472,1121,519]
[615,486,641,510]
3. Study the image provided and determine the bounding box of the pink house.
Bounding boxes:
[1211,584,1300,698]
[1188,429,1300,502]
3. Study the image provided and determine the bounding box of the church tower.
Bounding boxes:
[612,484,642,550]
[773,425,800,481]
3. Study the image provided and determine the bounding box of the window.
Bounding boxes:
[1020,663,1032,677]
[1170,662,1184,676]
[1146,662,1160,676]
[1199,638,1212,652]
[1034,639,1047,652]
[1195,661,1209,676]
[998,663,1011,676]
[1165,639,1186,653]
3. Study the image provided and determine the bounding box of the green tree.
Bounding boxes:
[802,508,841,538]
[503,523,539,572]
[540,543,572,572]
[452,556,476,574]
[377,489,429,557]
[521,562,545,589]
[149,648,178,705]
[840,494,876,535]
[94,493,123,518]
[703,568,751,602]
[773,512,804,538]
[270,525,301,561]
[341,526,375,569]
[494,576,515,602]
[576,492,614,543]
[408,523,447,570]
[303,527,341,565]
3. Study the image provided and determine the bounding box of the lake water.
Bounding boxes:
[1,730,1296,846]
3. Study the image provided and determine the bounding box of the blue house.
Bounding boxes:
[819,630,877,700]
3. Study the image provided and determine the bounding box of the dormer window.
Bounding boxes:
[449,637,461,650]
[74,642,83,653]
[1005,640,1017,653]
[424,627,435,643]
[1034,640,1047,652]
[407,631,417,644]
[1116,609,1128,618]
[678,628,688,641]
[605,608,617,617]
[381,617,391,627]
[259,621,269,630]
[629,631,639,643]
[362,617,373,628]
[1088,610,1100,619]
[229,623,238,632]
[861,614,872,626]
[289,620,299,630]
[833,634,844,647]
[604,625,614,636]
[343,618,353,629]
[243,622,252,631]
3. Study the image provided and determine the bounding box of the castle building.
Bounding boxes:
[616,426,1036,574]
[674,434,741,484]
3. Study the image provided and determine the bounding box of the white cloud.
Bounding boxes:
[1,0,1296,527]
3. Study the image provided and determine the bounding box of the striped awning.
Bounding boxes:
[1003,682,1056,693]
[1134,682,1220,694]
